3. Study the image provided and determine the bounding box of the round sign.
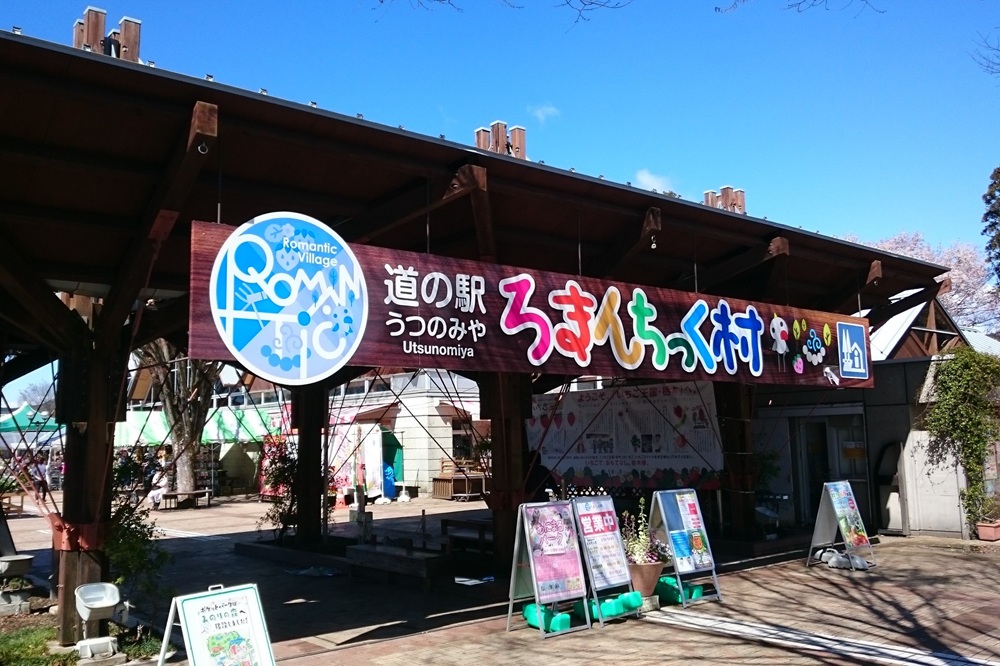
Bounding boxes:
[209,212,368,385]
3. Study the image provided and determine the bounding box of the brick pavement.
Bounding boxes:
[5,493,1000,665]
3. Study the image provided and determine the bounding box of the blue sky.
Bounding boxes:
[2,0,999,399]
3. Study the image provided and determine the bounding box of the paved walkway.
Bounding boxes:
[5,493,1000,665]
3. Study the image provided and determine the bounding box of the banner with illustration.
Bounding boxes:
[526,382,721,490]
[164,583,274,666]
[523,502,587,604]
[826,480,871,554]
[190,217,872,389]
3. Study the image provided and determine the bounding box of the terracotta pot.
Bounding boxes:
[976,520,1000,542]
[628,561,665,597]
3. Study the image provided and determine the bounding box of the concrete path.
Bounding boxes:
[5,493,1000,665]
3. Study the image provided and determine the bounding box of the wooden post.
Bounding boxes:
[714,382,757,541]
[56,350,121,645]
[478,372,532,574]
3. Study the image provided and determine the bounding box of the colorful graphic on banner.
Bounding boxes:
[573,497,630,589]
[670,490,714,572]
[173,584,275,666]
[526,382,721,490]
[524,503,587,604]
[192,221,874,388]
[208,212,368,386]
[826,480,871,551]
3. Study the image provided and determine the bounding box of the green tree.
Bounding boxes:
[924,347,1000,531]
[134,340,222,493]
[983,166,1000,283]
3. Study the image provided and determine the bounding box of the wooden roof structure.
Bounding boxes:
[0,30,949,384]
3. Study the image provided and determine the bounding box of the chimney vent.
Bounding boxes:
[475,121,527,159]
[704,186,746,214]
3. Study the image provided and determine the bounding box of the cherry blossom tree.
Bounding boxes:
[843,231,999,332]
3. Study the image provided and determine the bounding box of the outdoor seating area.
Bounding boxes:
[345,543,449,590]
[431,459,488,501]
[160,489,212,510]
[441,517,494,555]
[0,492,25,517]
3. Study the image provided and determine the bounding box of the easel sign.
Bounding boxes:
[807,480,876,570]
[571,496,636,625]
[506,501,591,638]
[650,489,723,607]
[157,583,274,666]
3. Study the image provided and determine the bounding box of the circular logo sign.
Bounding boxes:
[209,212,368,386]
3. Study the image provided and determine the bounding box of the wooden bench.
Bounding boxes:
[440,518,493,554]
[345,544,448,590]
[0,493,25,517]
[431,459,488,500]
[161,489,212,510]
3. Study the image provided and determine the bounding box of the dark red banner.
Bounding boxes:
[190,220,873,388]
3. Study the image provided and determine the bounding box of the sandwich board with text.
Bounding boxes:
[506,501,591,638]
[571,495,637,626]
[807,480,876,570]
[157,583,274,666]
[649,489,722,607]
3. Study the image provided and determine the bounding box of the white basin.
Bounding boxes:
[0,555,33,578]
[75,582,121,622]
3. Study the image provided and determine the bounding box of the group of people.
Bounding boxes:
[114,444,173,510]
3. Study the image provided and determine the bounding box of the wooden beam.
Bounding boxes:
[672,236,789,291]
[467,166,496,262]
[0,237,88,353]
[95,101,217,349]
[0,347,57,386]
[334,165,483,244]
[866,279,951,328]
[132,296,190,349]
[585,208,661,279]
[822,260,884,313]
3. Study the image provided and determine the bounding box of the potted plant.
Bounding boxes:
[620,497,672,596]
[975,495,1000,542]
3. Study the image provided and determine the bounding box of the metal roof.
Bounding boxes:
[0,31,948,378]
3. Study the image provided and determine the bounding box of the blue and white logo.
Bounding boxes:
[210,212,368,386]
[836,322,868,381]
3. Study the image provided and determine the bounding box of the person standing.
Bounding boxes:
[30,453,49,502]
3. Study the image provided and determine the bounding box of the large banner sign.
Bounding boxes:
[190,215,872,388]
[527,382,721,490]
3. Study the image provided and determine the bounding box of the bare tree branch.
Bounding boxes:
[974,31,1000,77]
[716,0,883,15]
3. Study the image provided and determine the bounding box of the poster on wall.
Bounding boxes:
[160,583,275,666]
[807,480,876,569]
[526,382,721,490]
[190,217,873,390]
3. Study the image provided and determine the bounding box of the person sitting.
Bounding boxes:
[147,463,171,510]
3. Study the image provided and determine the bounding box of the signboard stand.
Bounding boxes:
[506,501,591,638]
[807,481,876,570]
[571,496,639,626]
[650,489,723,608]
[158,583,275,666]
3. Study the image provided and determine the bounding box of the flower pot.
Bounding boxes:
[627,561,665,597]
[976,520,1000,542]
